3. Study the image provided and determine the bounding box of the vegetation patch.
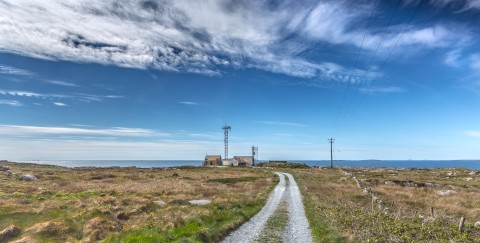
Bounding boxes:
[207,176,259,184]
[257,162,310,169]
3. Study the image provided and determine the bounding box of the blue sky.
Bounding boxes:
[1,0,480,160]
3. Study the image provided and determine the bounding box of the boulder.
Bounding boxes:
[0,165,9,171]
[189,199,211,205]
[153,200,167,206]
[20,174,37,181]
[436,190,457,196]
[474,221,480,227]
[0,225,21,242]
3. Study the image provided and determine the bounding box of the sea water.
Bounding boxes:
[14,159,480,169]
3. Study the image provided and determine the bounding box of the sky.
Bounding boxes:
[1,0,480,161]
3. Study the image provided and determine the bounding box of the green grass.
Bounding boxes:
[104,200,266,243]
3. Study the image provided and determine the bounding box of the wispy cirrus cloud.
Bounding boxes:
[257,121,306,127]
[359,86,406,94]
[0,0,469,80]
[53,102,68,106]
[0,124,168,137]
[0,64,35,76]
[0,89,122,103]
[465,130,480,138]
[46,80,81,87]
[0,99,23,107]
[178,101,198,106]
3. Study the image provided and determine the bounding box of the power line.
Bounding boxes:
[332,0,380,134]
[338,0,424,134]
[335,0,403,135]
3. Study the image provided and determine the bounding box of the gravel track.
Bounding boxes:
[222,172,313,243]
[222,172,286,243]
[282,172,313,243]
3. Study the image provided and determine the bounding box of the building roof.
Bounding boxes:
[205,155,221,159]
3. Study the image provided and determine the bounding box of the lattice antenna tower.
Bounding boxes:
[222,124,231,159]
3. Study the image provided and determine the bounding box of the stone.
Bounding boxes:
[384,181,396,186]
[189,199,211,205]
[0,165,9,171]
[0,225,21,241]
[465,177,473,181]
[474,221,480,227]
[20,174,37,181]
[153,200,167,206]
[436,190,457,196]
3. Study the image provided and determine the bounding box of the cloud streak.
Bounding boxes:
[0,0,468,80]
[257,121,306,127]
[0,89,122,103]
[0,124,168,137]
[0,99,23,107]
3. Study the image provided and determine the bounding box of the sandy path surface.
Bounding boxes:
[222,172,313,243]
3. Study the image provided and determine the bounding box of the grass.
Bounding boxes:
[293,167,480,242]
[255,201,289,242]
[0,161,275,242]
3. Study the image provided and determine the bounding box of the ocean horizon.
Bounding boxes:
[9,159,480,170]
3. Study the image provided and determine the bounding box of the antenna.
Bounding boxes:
[222,124,231,159]
[252,146,258,166]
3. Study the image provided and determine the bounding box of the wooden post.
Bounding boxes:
[459,217,466,233]
[430,207,434,217]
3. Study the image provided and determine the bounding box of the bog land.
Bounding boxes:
[1,161,479,242]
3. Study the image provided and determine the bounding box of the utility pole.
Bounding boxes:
[328,138,335,168]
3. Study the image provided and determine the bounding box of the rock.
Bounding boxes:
[189,199,211,205]
[20,174,37,181]
[436,190,457,196]
[468,171,479,176]
[384,181,396,186]
[465,177,473,181]
[339,177,347,181]
[402,181,417,187]
[474,221,480,227]
[0,165,9,171]
[446,171,456,176]
[10,237,36,243]
[423,182,438,188]
[0,225,21,242]
[153,200,166,206]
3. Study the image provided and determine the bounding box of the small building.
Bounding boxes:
[204,155,222,166]
[233,156,254,166]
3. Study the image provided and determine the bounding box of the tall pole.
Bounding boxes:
[222,125,231,159]
[328,138,335,168]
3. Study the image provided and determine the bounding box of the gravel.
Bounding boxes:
[222,172,286,243]
[281,172,313,243]
[223,172,313,243]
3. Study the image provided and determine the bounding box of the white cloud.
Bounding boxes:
[46,80,81,87]
[0,0,466,80]
[0,124,168,137]
[257,121,306,127]
[0,89,122,103]
[0,99,23,106]
[0,64,35,76]
[178,101,198,105]
[53,102,68,106]
[359,86,406,94]
[465,130,480,138]
[470,54,480,71]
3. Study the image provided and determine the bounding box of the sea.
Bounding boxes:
[13,160,480,170]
